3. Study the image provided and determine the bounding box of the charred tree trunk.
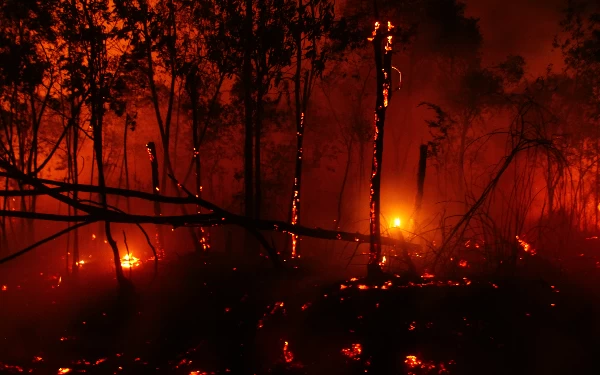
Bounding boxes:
[123,117,131,214]
[146,142,164,257]
[243,0,255,251]
[413,144,427,224]
[186,69,210,252]
[243,0,254,220]
[290,0,304,258]
[88,43,128,290]
[367,20,394,278]
[70,110,80,275]
[255,82,264,221]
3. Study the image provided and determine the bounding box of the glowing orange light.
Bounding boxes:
[58,369,71,374]
[91,234,96,240]
[283,341,294,363]
[392,217,401,228]
[379,255,387,266]
[458,260,467,267]
[121,253,140,268]
[341,343,362,360]
[421,273,435,279]
[1,285,6,291]
[405,355,421,368]
[357,284,369,290]
[516,236,536,255]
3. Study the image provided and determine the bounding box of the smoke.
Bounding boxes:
[464,0,565,74]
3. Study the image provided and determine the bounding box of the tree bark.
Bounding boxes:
[243,0,254,222]
[367,20,394,277]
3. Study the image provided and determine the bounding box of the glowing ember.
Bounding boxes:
[405,355,422,368]
[341,343,362,360]
[1,285,6,291]
[421,273,435,279]
[58,368,71,374]
[121,253,140,268]
[516,236,536,255]
[458,259,468,267]
[283,341,294,363]
[357,284,369,290]
[392,217,401,228]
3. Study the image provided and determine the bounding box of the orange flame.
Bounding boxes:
[283,341,294,363]
[516,236,536,256]
[405,355,422,368]
[121,253,140,268]
[341,343,362,360]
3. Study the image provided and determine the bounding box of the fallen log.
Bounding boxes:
[0,209,421,252]
[0,163,422,259]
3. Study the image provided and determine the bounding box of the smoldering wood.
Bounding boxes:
[0,175,421,259]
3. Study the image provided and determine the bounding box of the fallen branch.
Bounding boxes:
[0,209,421,252]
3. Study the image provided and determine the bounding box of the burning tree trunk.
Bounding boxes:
[146,142,164,257]
[367,20,394,277]
[88,38,128,290]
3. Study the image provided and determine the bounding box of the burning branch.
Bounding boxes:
[368,19,396,277]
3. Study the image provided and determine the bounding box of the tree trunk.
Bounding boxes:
[290,0,304,258]
[243,0,255,252]
[367,20,394,278]
[146,142,165,257]
[413,144,427,225]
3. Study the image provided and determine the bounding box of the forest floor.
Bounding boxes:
[0,249,599,375]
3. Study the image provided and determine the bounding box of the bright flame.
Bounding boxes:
[58,369,71,374]
[121,253,140,268]
[283,341,294,363]
[392,217,401,228]
[405,355,422,368]
[516,236,536,256]
[341,343,362,360]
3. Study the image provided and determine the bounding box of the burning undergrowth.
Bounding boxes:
[0,253,599,374]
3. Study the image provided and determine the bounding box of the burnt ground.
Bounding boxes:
[0,250,599,375]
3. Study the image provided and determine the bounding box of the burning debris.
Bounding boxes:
[283,341,294,363]
[120,253,140,268]
[341,343,362,360]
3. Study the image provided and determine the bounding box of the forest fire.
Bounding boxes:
[1,0,600,373]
